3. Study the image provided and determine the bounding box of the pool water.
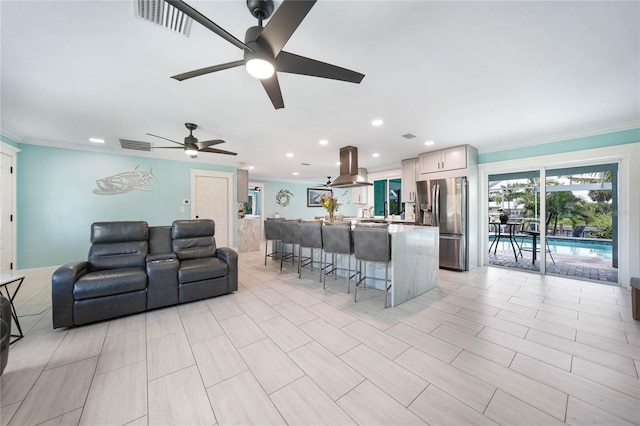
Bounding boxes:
[489,236,613,259]
[547,238,613,259]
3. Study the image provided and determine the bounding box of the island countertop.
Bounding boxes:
[326,223,439,307]
[386,224,439,306]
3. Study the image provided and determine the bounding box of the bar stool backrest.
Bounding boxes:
[280,219,301,244]
[298,221,323,249]
[264,218,282,241]
[322,223,354,255]
[353,227,391,263]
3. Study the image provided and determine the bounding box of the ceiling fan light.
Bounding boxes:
[246,58,275,79]
[185,147,198,156]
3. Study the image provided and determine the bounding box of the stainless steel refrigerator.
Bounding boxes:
[416,177,468,271]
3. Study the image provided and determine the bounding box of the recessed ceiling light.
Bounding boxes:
[286,153,294,158]
[372,153,380,157]
[292,172,299,176]
[319,139,328,145]
[89,138,105,143]
[336,162,341,166]
[425,140,435,146]
[371,119,383,126]
[249,166,254,170]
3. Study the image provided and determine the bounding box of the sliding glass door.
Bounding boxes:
[488,171,542,272]
[544,164,617,282]
[488,164,618,283]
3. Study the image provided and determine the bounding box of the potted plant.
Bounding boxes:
[499,209,509,224]
[321,194,341,222]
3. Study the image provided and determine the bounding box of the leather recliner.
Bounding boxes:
[52,221,150,328]
[51,219,238,329]
[172,220,238,303]
[1,294,11,375]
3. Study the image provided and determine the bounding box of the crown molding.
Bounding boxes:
[478,120,640,154]
[0,125,24,142]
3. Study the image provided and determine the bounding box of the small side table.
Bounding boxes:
[0,274,25,344]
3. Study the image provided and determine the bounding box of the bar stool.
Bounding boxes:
[280,219,301,271]
[353,226,392,308]
[297,221,324,281]
[264,218,283,266]
[321,222,355,292]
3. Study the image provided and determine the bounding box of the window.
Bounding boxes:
[373,178,403,217]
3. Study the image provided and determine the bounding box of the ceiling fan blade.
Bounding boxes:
[276,51,364,83]
[258,0,316,57]
[260,74,285,109]
[153,146,184,149]
[146,133,184,146]
[166,0,251,52]
[195,139,225,149]
[171,60,244,81]
[200,147,238,156]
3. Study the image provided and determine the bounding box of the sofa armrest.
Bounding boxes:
[216,248,238,292]
[147,253,177,262]
[52,261,89,329]
[146,254,179,309]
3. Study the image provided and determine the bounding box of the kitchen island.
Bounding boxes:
[362,223,439,307]
[270,221,439,307]
[315,222,438,307]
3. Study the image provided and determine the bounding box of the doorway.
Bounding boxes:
[1,144,18,273]
[190,170,234,248]
[487,164,618,283]
[488,171,542,273]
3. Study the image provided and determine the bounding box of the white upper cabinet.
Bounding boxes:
[351,186,368,204]
[419,145,468,174]
[401,158,418,203]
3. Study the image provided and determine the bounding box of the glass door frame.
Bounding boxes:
[478,145,632,286]
[488,170,546,274]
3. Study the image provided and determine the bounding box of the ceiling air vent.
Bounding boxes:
[119,139,151,152]
[133,0,192,36]
[402,133,417,139]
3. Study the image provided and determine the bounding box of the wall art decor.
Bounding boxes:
[275,189,293,207]
[307,188,333,207]
[339,189,351,205]
[93,166,157,195]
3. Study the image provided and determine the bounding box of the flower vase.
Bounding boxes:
[329,211,335,223]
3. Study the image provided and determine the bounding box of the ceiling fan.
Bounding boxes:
[315,176,332,187]
[168,0,365,109]
[147,123,237,157]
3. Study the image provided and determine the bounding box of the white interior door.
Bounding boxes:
[191,170,233,248]
[0,147,17,273]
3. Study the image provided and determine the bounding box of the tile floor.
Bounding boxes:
[1,250,639,425]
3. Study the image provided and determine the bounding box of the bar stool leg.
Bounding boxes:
[384,263,389,308]
[347,255,352,294]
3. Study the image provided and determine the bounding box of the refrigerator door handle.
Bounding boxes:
[432,183,440,226]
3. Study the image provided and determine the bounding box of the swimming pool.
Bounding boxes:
[547,237,613,259]
[489,236,613,259]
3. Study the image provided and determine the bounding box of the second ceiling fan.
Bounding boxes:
[168,0,365,109]
[148,123,237,157]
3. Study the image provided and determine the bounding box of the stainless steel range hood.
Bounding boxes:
[329,146,373,188]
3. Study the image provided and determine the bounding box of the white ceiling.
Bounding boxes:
[1,0,639,183]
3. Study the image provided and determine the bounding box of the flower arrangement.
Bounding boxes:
[321,194,341,222]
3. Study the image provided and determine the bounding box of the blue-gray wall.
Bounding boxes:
[5,128,637,269]
[9,142,356,269]
[478,128,640,164]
